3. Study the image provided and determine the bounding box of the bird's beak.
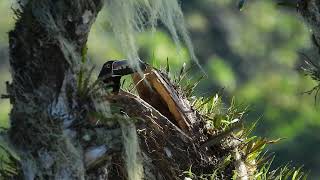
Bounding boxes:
[112,59,147,76]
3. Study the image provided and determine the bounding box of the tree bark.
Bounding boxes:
[8,0,104,179]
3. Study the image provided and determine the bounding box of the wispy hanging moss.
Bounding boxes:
[103,0,203,72]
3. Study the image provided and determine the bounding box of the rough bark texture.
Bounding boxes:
[105,92,214,179]
[8,0,104,179]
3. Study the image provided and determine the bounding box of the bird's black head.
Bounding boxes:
[98,61,115,80]
[98,59,147,93]
[98,59,147,80]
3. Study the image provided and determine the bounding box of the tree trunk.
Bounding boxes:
[8,0,104,179]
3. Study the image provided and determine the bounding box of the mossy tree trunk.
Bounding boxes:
[8,0,104,179]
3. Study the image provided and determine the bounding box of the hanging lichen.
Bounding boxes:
[119,118,143,180]
[103,0,202,71]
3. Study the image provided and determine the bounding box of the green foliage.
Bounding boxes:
[255,158,308,180]
[77,65,102,100]
[168,64,308,179]
[204,155,232,179]
[76,46,103,100]
[0,134,21,179]
[183,155,232,180]
[193,94,245,133]
[156,61,308,178]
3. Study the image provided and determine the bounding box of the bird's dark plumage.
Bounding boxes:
[98,60,147,94]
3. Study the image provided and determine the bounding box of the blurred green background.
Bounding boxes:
[1,0,320,179]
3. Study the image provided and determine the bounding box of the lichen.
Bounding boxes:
[103,0,203,72]
[118,117,144,180]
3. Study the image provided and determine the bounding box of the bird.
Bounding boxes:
[98,59,196,133]
[98,59,147,94]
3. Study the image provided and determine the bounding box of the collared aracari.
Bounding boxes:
[98,59,147,93]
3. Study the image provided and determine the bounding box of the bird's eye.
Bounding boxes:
[106,64,111,68]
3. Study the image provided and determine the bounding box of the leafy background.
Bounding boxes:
[0,0,319,179]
